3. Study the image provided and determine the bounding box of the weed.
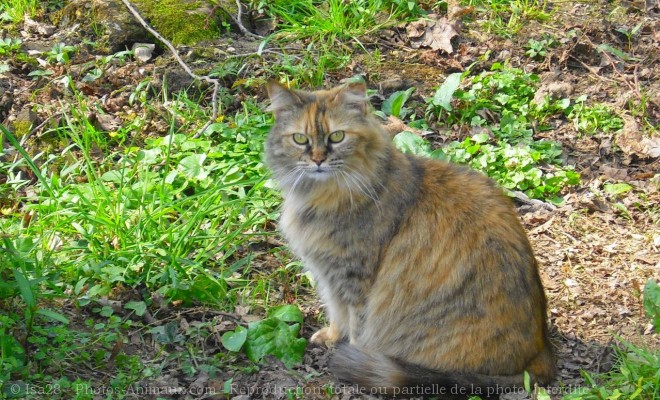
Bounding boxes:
[462,0,553,36]
[376,87,416,119]
[0,0,38,23]
[222,305,307,368]
[422,65,580,201]
[568,96,623,136]
[565,340,660,399]
[46,43,77,65]
[524,37,557,60]
[0,38,22,55]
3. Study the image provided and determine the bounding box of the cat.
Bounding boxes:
[264,81,556,398]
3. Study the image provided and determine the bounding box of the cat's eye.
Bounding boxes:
[292,133,309,145]
[328,130,345,144]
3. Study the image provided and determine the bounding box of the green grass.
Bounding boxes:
[0,0,38,23]
[565,341,660,399]
[256,0,423,86]
[0,73,285,396]
[462,0,553,36]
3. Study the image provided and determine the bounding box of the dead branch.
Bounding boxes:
[232,0,263,39]
[119,0,222,137]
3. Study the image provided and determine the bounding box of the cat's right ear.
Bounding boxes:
[266,81,302,116]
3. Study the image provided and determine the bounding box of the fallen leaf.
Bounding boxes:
[616,115,660,158]
[407,15,459,54]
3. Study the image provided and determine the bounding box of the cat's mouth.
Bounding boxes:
[306,166,334,180]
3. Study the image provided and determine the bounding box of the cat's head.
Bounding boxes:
[265,81,388,194]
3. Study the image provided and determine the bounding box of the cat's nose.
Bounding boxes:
[311,150,326,166]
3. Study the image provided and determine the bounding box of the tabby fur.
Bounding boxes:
[264,81,556,398]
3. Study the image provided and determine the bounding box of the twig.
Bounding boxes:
[232,0,263,39]
[119,0,221,137]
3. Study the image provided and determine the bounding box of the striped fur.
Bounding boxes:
[264,81,556,397]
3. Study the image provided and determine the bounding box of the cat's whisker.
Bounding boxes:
[337,170,355,211]
[288,169,306,195]
[343,166,381,204]
[277,166,304,190]
[341,168,382,215]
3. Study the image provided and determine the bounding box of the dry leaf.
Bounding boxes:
[406,15,459,54]
[616,115,660,158]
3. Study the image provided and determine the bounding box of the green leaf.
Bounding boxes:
[13,269,35,309]
[643,279,660,333]
[471,132,490,144]
[393,131,431,156]
[221,325,248,352]
[523,370,531,393]
[178,154,209,180]
[244,318,307,368]
[268,304,304,325]
[596,43,640,62]
[381,87,415,118]
[125,301,147,316]
[432,72,462,112]
[35,308,70,324]
[101,170,124,183]
[537,387,551,400]
[603,183,632,196]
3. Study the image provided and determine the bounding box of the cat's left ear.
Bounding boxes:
[335,82,369,114]
[266,81,303,116]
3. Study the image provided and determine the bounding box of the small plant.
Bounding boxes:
[0,38,22,55]
[376,87,416,119]
[221,305,307,368]
[645,279,660,333]
[568,96,623,136]
[524,37,555,60]
[565,340,660,399]
[462,0,553,36]
[46,42,77,64]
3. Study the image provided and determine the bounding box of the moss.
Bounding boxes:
[132,0,221,45]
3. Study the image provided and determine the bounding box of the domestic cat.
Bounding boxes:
[264,81,556,398]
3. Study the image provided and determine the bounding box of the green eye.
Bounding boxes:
[328,130,345,143]
[292,133,309,145]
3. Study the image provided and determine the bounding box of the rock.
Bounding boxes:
[24,16,56,36]
[10,107,39,137]
[132,42,156,63]
[55,0,149,53]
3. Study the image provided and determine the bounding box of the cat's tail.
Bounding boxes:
[330,343,551,398]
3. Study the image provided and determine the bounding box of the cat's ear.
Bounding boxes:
[266,81,302,115]
[335,82,369,114]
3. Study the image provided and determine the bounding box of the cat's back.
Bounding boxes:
[362,154,552,377]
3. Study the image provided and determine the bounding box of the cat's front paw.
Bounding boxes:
[310,326,343,347]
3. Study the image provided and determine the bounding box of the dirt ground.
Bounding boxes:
[1,0,659,399]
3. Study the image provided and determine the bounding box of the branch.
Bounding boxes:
[232,0,263,39]
[119,0,222,137]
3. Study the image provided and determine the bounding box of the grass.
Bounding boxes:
[565,340,660,399]
[255,0,424,86]
[462,0,554,36]
[0,75,285,397]
[0,0,38,23]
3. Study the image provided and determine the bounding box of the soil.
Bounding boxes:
[1,0,659,399]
